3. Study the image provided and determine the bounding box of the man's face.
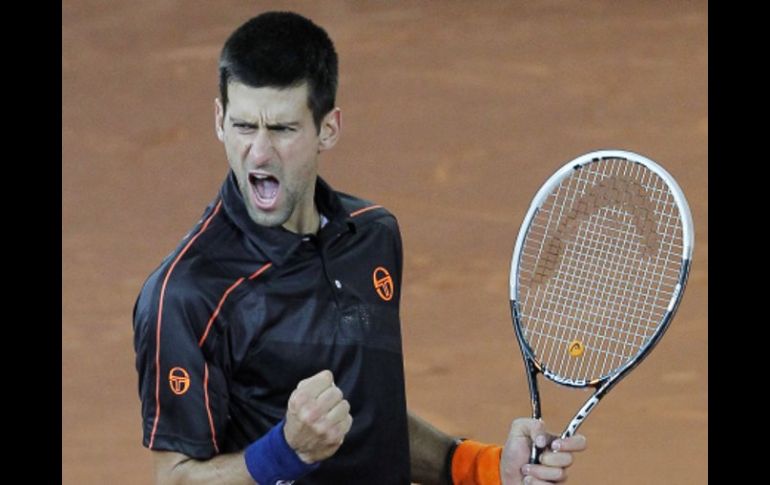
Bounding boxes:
[215,81,339,233]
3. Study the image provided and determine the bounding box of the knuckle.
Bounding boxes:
[323,433,339,446]
[299,404,318,424]
[320,370,333,384]
[328,426,346,445]
[290,389,309,409]
[298,409,311,424]
[312,420,329,436]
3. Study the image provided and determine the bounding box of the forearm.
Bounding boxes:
[408,411,455,485]
[154,450,255,485]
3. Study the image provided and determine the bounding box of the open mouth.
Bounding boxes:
[248,172,280,210]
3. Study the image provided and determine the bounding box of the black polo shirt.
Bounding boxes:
[133,171,410,484]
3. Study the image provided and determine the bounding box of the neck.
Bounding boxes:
[283,206,321,235]
[282,182,320,234]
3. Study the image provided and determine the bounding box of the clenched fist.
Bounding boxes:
[284,370,353,464]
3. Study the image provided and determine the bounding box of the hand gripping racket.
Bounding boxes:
[509,150,694,463]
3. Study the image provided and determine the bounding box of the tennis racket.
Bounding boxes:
[509,149,694,463]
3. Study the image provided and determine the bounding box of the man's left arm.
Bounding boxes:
[408,412,455,484]
[408,410,587,485]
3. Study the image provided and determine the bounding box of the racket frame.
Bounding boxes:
[508,150,694,458]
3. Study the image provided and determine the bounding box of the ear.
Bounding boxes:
[318,108,341,152]
[214,98,225,142]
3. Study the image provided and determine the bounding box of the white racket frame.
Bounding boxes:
[509,149,694,449]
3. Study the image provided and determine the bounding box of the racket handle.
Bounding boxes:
[529,442,541,464]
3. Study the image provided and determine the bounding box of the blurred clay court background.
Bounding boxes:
[62,1,707,483]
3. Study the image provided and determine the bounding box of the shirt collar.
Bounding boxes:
[219,171,353,267]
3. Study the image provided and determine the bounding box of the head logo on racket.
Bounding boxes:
[529,175,662,287]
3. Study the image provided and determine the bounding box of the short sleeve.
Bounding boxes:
[133,275,230,459]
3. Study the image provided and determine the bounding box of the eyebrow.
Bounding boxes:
[229,117,301,129]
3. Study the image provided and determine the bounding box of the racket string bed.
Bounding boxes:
[517,157,685,383]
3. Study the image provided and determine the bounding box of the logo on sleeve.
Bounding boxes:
[168,367,191,395]
[372,266,394,301]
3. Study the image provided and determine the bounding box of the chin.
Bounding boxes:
[247,205,290,228]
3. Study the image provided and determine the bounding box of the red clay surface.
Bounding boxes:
[63,1,707,483]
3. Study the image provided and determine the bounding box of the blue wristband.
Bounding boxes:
[244,419,320,484]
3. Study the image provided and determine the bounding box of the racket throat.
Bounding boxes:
[563,395,600,438]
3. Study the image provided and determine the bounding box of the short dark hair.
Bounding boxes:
[218,11,338,131]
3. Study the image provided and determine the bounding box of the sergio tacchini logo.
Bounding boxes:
[373,266,394,301]
[168,367,190,396]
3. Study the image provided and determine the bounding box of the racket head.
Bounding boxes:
[510,150,693,388]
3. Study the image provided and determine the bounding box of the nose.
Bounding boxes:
[247,129,274,167]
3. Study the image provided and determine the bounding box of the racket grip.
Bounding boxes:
[529,442,541,464]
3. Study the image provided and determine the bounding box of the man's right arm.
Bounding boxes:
[154,450,254,485]
[152,370,352,485]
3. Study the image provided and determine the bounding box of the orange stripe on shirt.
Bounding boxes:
[148,200,222,450]
[248,262,273,280]
[203,364,220,454]
[197,277,246,348]
[349,204,383,218]
[195,264,272,451]
[198,262,273,347]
